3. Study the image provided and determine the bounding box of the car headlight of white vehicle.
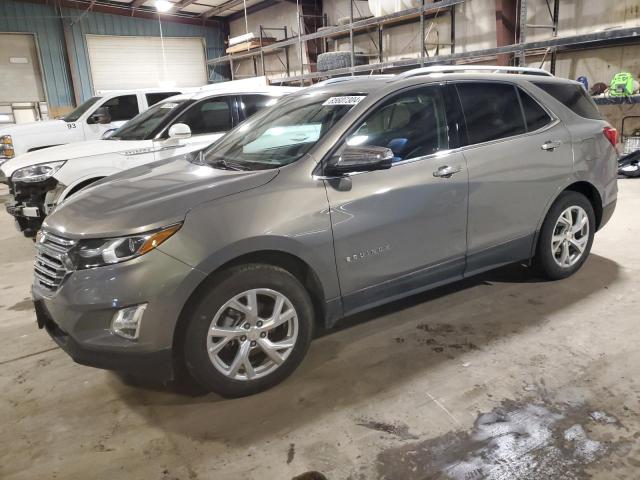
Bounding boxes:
[12,161,66,183]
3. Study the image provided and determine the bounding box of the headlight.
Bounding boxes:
[12,161,66,183]
[69,223,181,269]
[0,135,14,159]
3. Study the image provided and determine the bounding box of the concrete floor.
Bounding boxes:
[1,181,640,480]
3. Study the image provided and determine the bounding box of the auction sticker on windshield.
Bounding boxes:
[322,96,366,106]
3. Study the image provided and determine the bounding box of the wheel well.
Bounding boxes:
[564,181,603,229]
[171,250,327,371]
[66,177,104,198]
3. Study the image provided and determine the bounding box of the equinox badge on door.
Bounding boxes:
[346,244,391,263]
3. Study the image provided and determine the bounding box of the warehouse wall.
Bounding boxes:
[0,0,225,117]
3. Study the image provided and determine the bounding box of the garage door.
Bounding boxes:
[0,33,45,103]
[86,35,207,91]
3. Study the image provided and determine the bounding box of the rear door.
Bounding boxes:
[324,84,469,313]
[455,81,573,275]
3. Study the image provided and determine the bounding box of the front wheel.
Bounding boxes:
[533,191,595,280]
[183,264,314,397]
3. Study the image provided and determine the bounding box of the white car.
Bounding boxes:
[0,85,298,236]
[0,88,185,165]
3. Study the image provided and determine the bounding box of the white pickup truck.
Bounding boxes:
[0,84,298,236]
[0,88,185,165]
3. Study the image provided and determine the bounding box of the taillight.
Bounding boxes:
[603,126,619,147]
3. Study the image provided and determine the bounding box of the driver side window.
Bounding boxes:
[173,97,232,135]
[345,86,449,163]
[100,95,139,122]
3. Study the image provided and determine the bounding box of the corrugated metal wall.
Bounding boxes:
[0,0,225,116]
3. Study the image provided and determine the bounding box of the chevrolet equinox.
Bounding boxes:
[32,67,618,397]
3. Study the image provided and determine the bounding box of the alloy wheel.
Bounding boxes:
[207,288,299,381]
[551,205,589,268]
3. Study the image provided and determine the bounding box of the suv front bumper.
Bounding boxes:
[32,247,207,381]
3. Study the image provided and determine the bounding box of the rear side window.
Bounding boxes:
[240,95,279,118]
[532,82,602,120]
[456,83,526,144]
[518,89,552,132]
[146,92,180,107]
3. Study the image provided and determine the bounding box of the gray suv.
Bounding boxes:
[32,68,618,397]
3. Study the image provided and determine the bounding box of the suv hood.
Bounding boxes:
[43,155,278,239]
[0,139,151,177]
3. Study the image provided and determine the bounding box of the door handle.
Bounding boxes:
[433,165,462,178]
[541,140,562,151]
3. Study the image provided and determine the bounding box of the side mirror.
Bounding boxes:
[89,107,111,125]
[325,145,393,176]
[168,123,191,140]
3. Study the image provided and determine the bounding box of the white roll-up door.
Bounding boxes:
[86,35,207,91]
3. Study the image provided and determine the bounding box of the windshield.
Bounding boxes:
[203,93,363,170]
[109,100,188,141]
[62,96,101,122]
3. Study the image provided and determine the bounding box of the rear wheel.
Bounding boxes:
[183,264,314,397]
[534,191,595,280]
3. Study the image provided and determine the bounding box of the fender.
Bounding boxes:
[57,169,120,203]
[188,235,339,303]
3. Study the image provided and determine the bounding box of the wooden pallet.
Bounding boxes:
[226,38,277,54]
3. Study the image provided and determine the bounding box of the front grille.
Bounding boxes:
[34,230,76,293]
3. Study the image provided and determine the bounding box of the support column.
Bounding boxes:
[495,0,517,66]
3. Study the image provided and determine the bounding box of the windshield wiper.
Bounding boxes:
[210,159,251,171]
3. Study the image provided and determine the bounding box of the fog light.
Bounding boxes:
[111,303,147,340]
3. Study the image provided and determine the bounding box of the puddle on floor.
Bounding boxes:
[377,398,628,480]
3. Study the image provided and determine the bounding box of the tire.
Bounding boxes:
[183,263,314,397]
[533,191,596,280]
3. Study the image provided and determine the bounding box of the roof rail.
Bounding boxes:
[399,65,554,78]
[310,75,395,88]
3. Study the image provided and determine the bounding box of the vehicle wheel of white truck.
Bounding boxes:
[534,191,595,280]
[183,263,314,397]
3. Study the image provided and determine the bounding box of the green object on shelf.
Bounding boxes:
[610,72,635,97]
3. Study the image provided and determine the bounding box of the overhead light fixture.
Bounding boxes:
[154,0,172,12]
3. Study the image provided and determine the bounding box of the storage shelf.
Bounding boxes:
[206,0,464,67]
[268,26,640,84]
[593,95,640,105]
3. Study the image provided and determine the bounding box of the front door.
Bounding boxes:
[153,95,235,161]
[83,94,140,140]
[323,85,469,314]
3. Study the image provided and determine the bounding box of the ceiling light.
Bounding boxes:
[154,0,172,12]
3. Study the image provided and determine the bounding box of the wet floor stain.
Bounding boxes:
[356,419,418,440]
[8,297,33,312]
[415,322,480,354]
[377,399,629,480]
